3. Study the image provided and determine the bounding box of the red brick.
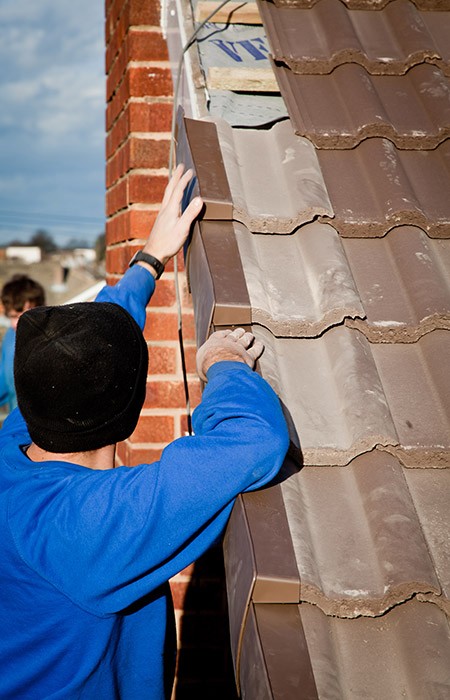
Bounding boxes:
[107,208,158,245]
[129,30,168,62]
[130,414,175,443]
[183,345,199,375]
[106,79,130,131]
[106,178,128,217]
[129,173,168,205]
[116,441,163,466]
[128,0,161,27]
[106,107,130,158]
[129,208,158,238]
[108,137,170,188]
[128,66,173,98]
[144,311,179,341]
[148,345,177,374]
[128,101,173,133]
[170,580,191,610]
[106,245,132,273]
[151,278,176,307]
[130,137,170,169]
[144,381,189,409]
[106,46,129,101]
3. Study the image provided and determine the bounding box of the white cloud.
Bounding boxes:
[0,0,106,244]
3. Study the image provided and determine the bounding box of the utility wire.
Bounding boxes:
[168,0,233,435]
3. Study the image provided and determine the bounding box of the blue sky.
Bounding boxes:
[0,0,105,248]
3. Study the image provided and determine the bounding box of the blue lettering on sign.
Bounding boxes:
[209,37,270,63]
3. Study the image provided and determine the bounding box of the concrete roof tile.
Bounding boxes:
[212,117,333,232]
[255,325,450,466]
[316,138,450,236]
[275,63,450,149]
[281,451,443,616]
[371,330,450,466]
[271,0,450,8]
[264,600,450,699]
[234,221,364,337]
[342,228,450,341]
[404,467,450,614]
[258,0,450,75]
[255,325,398,464]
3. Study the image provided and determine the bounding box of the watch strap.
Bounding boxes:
[129,251,165,279]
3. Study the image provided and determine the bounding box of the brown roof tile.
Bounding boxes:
[316,138,450,236]
[275,63,450,149]
[255,325,450,466]
[212,117,333,232]
[234,221,365,337]
[281,451,443,616]
[404,467,450,614]
[271,0,450,8]
[371,330,450,466]
[258,0,450,75]
[342,228,450,341]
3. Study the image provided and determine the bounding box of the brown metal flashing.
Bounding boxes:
[258,0,450,76]
[316,138,450,237]
[281,451,443,617]
[240,603,319,700]
[275,63,450,149]
[176,113,233,220]
[187,220,251,346]
[223,483,301,669]
[255,325,450,466]
[187,223,216,348]
[343,228,450,342]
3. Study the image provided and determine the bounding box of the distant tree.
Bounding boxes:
[30,230,58,254]
[95,233,106,262]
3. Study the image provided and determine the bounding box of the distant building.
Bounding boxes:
[5,246,42,264]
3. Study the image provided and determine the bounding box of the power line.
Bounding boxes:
[0,210,104,226]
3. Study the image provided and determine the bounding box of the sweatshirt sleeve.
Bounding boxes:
[9,363,289,615]
[94,264,155,330]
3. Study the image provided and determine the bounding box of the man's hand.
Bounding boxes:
[196,328,264,381]
[141,165,203,267]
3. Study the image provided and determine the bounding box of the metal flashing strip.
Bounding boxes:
[240,603,319,700]
[223,483,301,682]
[188,220,251,346]
[177,112,233,220]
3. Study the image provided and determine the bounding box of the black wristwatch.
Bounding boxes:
[129,250,165,279]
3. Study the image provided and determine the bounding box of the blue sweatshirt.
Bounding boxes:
[0,265,289,699]
[0,326,17,412]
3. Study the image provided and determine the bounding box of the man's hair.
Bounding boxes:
[1,275,46,315]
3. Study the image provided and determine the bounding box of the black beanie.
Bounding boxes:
[14,302,148,453]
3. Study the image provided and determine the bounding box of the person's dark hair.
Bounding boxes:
[1,275,46,315]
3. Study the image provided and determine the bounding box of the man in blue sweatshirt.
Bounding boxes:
[0,274,46,413]
[0,165,289,699]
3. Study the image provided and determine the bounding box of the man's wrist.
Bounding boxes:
[129,251,165,279]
